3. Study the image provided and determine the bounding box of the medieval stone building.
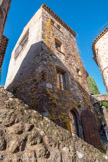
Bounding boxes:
[92,26,108,142]
[0,0,11,68]
[92,26,108,93]
[5,4,102,148]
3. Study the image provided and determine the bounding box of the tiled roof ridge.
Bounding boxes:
[41,4,76,37]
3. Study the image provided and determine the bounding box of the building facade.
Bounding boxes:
[92,27,108,93]
[0,0,11,67]
[0,0,11,42]
[5,4,101,148]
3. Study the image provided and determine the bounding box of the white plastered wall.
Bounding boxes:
[5,7,43,88]
[95,31,108,92]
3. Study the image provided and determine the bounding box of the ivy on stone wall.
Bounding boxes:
[45,19,54,52]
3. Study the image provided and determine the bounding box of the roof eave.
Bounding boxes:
[41,4,76,37]
[92,26,108,61]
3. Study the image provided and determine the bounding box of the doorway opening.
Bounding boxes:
[69,110,79,136]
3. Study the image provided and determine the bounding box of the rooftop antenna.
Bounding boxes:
[95,22,108,37]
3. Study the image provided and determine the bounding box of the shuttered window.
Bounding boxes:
[14,30,29,59]
[56,69,66,90]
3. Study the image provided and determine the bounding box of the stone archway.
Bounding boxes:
[91,94,108,104]
[81,110,101,148]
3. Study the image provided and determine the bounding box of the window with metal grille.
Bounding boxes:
[14,30,29,58]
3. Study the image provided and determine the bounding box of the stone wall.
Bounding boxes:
[0,35,8,67]
[0,0,10,67]
[41,6,90,93]
[5,7,42,87]
[0,86,107,162]
[5,41,93,140]
[0,0,11,42]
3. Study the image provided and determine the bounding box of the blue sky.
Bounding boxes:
[1,0,108,94]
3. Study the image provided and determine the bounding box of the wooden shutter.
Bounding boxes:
[57,73,60,89]
[60,73,63,90]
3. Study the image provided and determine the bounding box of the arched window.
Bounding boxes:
[69,110,79,136]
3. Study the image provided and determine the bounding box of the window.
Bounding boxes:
[56,68,66,90]
[14,45,23,58]
[50,19,54,25]
[20,31,29,47]
[55,39,62,52]
[14,30,29,58]
[50,19,61,31]
[77,68,82,77]
[56,24,61,30]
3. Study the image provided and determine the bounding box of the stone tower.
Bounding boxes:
[92,27,108,93]
[5,4,101,148]
[5,4,90,110]
[5,4,89,94]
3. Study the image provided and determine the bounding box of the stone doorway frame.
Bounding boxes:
[68,108,79,136]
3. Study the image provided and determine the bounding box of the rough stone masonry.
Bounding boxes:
[0,0,11,67]
[5,4,102,148]
[0,0,11,42]
[0,86,108,162]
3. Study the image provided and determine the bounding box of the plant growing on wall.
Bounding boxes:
[87,75,100,95]
[87,75,108,109]
[45,19,54,52]
[44,19,57,85]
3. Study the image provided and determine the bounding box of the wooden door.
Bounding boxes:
[69,111,79,135]
[81,110,101,148]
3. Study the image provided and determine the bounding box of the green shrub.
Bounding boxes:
[87,75,100,95]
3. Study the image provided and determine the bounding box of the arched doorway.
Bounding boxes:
[81,110,101,148]
[69,110,79,136]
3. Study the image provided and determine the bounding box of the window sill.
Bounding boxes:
[52,24,63,34]
[55,49,65,55]
[78,74,82,77]
[56,87,65,91]
[56,87,67,92]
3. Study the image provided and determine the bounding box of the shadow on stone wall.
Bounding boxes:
[5,41,105,148]
[6,41,89,112]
